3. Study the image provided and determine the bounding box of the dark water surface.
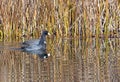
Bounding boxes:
[0,38,120,82]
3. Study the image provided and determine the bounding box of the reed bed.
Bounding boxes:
[0,0,119,41]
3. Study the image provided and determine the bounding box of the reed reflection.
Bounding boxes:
[0,38,120,82]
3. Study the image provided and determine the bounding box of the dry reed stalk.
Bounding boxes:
[0,0,119,40]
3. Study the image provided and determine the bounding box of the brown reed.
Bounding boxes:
[0,0,119,41]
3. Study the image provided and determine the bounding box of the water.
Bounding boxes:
[0,38,120,82]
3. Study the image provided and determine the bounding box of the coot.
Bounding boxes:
[21,30,50,51]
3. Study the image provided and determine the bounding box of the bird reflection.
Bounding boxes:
[22,48,50,59]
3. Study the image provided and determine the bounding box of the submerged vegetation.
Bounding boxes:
[0,0,120,41]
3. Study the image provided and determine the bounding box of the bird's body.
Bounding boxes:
[21,30,49,52]
[22,39,40,46]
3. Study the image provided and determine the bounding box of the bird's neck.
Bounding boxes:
[39,34,46,45]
